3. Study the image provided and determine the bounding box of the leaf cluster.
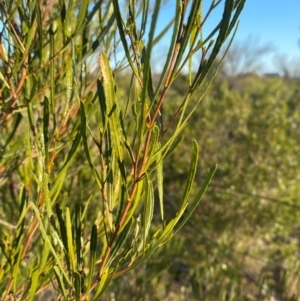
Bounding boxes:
[0,0,245,300]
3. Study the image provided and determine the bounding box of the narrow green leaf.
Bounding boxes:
[145,125,160,169]
[99,52,124,162]
[179,140,199,210]
[74,0,88,35]
[49,26,56,113]
[189,24,239,98]
[81,194,93,221]
[228,0,246,34]
[117,239,159,275]
[30,202,72,285]
[35,0,43,61]
[142,175,154,251]
[190,0,235,92]
[78,14,115,66]
[75,204,83,271]
[65,56,73,114]
[53,266,68,299]
[111,0,142,83]
[155,143,164,223]
[38,240,50,272]
[74,271,81,301]
[56,204,68,255]
[20,16,37,67]
[66,207,75,271]
[174,165,217,235]
[87,224,98,290]
[28,268,39,301]
[110,217,133,264]
[65,0,74,37]
[10,200,26,286]
[80,100,103,189]
[121,180,144,231]
[141,0,161,103]
[113,229,166,277]
[131,102,139,131]
[0,71,10,89]
[14,186,27,248]
[115,184,127,228]
[158,205,188,244]
[172,0,202,80]
[3,112,22,150]
[217,0,235,45]
[189,23,198,85]
[96,79,107,130]
[12,244,23,291]
[104,136,114,227]
[158,117,187,163]
[43,95,50,169]
[92,267,109,301]
[140,0,150,36]
[43,171,53,218]
[50,130,82,200]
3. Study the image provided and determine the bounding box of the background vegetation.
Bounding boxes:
[1,0,300,300]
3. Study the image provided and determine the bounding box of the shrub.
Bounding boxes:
[0,0,245,299]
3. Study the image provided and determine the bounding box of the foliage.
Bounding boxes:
[102,74,300,300]
[0,0,246,300]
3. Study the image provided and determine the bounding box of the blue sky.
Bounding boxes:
[157,0,300,74]
[235,1,300,58]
